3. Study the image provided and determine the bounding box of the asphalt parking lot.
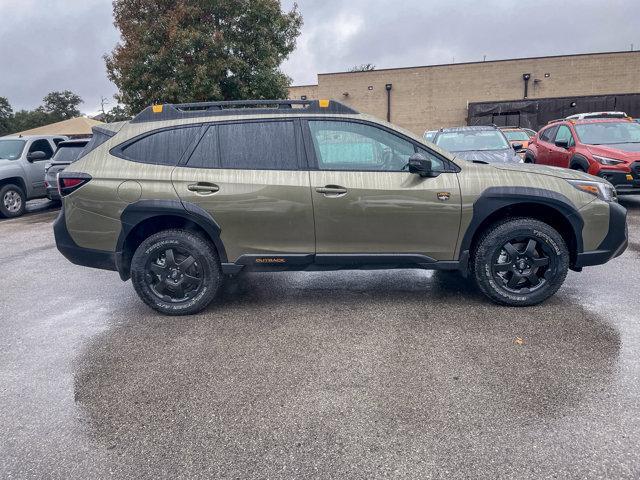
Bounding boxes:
[1,198,640,479]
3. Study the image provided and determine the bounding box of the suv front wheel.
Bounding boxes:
[130,229,222,315]
[0,184,26,218]
[472,218,569,306]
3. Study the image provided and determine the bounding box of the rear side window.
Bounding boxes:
[187,127,219,168]
[217,121,298,170]
[121,127,199,166]
[539,126,558,143]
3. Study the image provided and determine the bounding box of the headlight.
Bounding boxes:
[593,155,624,166]
[566,179,617,202]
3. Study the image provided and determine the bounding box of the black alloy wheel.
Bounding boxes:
[491,236,553,294]
[145,246,204,303]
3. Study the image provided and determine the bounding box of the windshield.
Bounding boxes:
[52,145,85,163]
[0,139,26,160]
[503,130,530,142]
[435,130,510,151]
[575,122,640,145]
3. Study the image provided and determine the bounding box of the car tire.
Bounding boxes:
[130,229,222,316]
[471,218,569,307]
[0,184,26,218]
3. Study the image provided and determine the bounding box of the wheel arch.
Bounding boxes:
[116,200,227,281]
[459,187,584,269]
[569,154,590,172]
[0,177,28,195]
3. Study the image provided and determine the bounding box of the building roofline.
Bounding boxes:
[312,50,640,78]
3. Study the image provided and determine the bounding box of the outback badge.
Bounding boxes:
[437,192,451,201]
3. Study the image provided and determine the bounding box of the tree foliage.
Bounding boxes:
[105,0,303,113]
[0,96,12,136]
[41,90,83,121]
[104,105,132,122]
[0,90,84,135]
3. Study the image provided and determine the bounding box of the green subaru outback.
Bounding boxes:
[53,100,627,315]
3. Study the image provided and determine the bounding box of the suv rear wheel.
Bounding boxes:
[130,229,222,315]
[471,218,569,306]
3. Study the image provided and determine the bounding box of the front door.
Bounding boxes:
[547,124,575,168]
[305,120,461,261]
[172,119,315,263]
[24,139,54,197]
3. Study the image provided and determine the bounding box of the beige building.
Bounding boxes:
[288,51,640,135]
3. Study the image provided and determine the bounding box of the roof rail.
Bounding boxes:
[130,99,359,124]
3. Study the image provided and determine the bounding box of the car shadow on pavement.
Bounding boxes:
[71,268,621,478]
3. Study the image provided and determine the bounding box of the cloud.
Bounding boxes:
[1,0,638,113]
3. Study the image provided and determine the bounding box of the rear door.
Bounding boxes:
[535,125,558,165]
[23,138,55,197]
[171,119,315,263]
[304,119,461,261]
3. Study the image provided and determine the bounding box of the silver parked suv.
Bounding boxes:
[0,135,67,217]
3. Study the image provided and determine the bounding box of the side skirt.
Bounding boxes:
[221,253,468,274]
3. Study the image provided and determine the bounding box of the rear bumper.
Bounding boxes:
[53,208,118,272]
[574,201,628,268]
[46,187,60,201]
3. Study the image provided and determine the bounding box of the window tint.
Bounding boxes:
[554,125,574,146]
[217,121,298,170]
[539,126,558,143]
[122,127,199,166]
[309,121,431,171]
[79,130,113,159]
[187,126,219,168]
[52,145,85,163]
[29,139,54,159]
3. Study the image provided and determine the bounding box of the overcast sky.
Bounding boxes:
[1,0,638,114]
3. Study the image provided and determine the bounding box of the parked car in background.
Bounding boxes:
[566,111,629,120]
[521,127,537,138]
[432,126,522,163]
[54,99,626,315]
[423,130,437,142]
[500,127,532,158]
[44,139,90,202]
[0,135,67,217]
[525,118,640,194]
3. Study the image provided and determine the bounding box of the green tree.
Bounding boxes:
[10,109,53,133]
[104,104,132,122]
[41,90,83,121]
[349,64,375,72]
[105,0,303,113]
[0,96,13,135]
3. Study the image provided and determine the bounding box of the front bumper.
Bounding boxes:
[597,169,640,195]
[574,201,628,268]
[53,207,118,272]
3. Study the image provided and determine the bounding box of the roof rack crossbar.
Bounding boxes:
[130,99,359,123]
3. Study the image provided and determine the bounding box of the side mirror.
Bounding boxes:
[512,143,523,151]
[27,151,47,162]
[555,139,570,149]
[408,153,433,177]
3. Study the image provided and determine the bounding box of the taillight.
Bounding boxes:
[57,173,92,197]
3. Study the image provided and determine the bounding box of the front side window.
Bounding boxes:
[121,127,199,165]
[0,139,26,160]
[308,120,426,171]
[574,122,640,145]
[434,130,509,152]
[554,125,574,146]
[217,121,298,170]
[29,139,54,159]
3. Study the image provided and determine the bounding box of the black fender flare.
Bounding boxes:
[116,199,228,264]
[523,149,536,163]
[569,154,590,172]
[458,186,584,261]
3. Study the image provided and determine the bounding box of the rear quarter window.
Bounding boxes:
[119,126,199,166]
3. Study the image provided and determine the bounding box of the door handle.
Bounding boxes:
[316,185,348,197]
[188,182,220,194]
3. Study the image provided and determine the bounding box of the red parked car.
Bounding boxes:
[525,118,640,194]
